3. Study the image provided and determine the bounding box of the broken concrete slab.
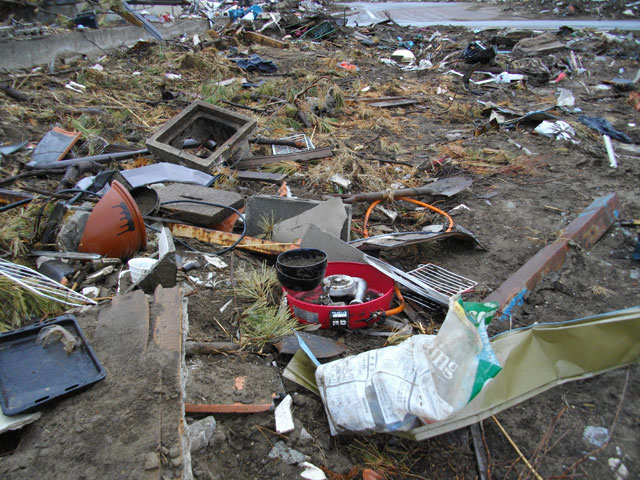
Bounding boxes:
[300,225,365,263]
[146,100,257,173]
[0,18,210,72]
[246,195,352,242]
[127,225,177,294]
[157,183,244,227]
[0,286,187,479]
[272,197,348,243]
[513,32,566,57]
[0,411,41,435]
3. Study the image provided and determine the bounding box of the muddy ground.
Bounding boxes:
[0,2,639,479]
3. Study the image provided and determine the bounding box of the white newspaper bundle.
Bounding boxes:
[315,296,501,434]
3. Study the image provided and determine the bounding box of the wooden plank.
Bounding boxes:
[485,193,621,321]
[96,290,150,358]
[243,31,289,49]
[236,146,333,169]
[350,96,409,103]
[151,286,182,352]
[237,170,287,183]
[150,286,186,475]
[368,99,418,108]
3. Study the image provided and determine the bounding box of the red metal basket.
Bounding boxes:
[284,261,394,329]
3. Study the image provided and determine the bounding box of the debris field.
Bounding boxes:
[0,1,639,480]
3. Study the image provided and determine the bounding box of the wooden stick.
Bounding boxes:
[492,415,543,480]
[0,83,30,102]
[185,341,241,355]
[220,99,266,114]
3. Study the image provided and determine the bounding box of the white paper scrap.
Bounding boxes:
[275,394,295,434]
[300,462,327,480]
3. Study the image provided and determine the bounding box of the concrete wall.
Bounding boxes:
[0,18,210,72]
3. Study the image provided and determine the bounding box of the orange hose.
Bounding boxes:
[363,197,454,237]
[384,285,405,317]
[363,196,453,318]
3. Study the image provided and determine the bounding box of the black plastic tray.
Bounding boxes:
[0,314,106,415]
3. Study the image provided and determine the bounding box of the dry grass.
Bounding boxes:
[591,285,614,297]
[0,275,65,332]
[0,202,43,257]
[235,263,279,303]
[348,438,427,480]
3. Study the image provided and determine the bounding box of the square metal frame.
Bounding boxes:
[146,100,257,172]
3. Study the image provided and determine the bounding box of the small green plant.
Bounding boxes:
[317,117,337,133]
[257,81,279,98]
[256,212,278,240]
[239,301,298,349]
[71,115,101,137]
[262,160,300,176]
[235,263,300,348]
[235,263,278,303]
[332,85,346,110]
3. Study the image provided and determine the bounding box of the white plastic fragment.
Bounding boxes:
[376,205,398,221]
[219,299,233,313]
[534,120,580,144]
[330,174,351,189]
[89,64,104,71]
[300,462,327,480]
[493,72,524,84]
[603,134,617,168]
[204,255,228,269]
[609,458,629,480]
[188,272,222,288]
[165,73,182,80]
[390,49,415,63]
[557,88,576,107]
[448,204,471,215]
[275,394,295,434]
[65,81,86,93]
[1,411,41,434]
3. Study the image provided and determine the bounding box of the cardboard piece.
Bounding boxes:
[272,197,347,243]
[405,307,640,440]
[30,128,81,165]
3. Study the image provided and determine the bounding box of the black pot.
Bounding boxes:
[276,267,325,292]
[276,248,327,279]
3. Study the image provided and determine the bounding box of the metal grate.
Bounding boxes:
[272,134,315,155]
[364,255,476,307]
[407,264,477,299]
